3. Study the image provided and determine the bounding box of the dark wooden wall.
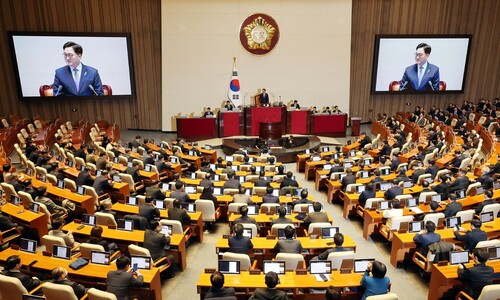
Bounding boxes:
[350,0,500,121]
[0,0,162,130]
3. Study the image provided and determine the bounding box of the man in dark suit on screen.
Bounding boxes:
[400,43,440,92]
[53,41,104,96]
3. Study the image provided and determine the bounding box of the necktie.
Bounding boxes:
[418,66,424,87]
[73,68,80,92]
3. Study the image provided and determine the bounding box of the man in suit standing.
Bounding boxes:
[107,256,145,299]
[259,88,270,107]
[53,41,104,96]
[228,223,253,254]
[400,42,440,92]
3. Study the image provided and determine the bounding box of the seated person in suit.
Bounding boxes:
[221,161,235,174]
[205,271,236,299]
[254,170,271,187]
[35,186,66,215]
[457,248,494,299]
[50,267,88,298]
[272,206,293,225]
[433,174,450,199]
[454,219,487,252]
[228,223,253,254]
[143,221,175,278]
[223,172,241,190]
[145,181,166,201]
[125,161,141,183]
[2,255,42,294]
[379,140,391,156]
[290,100,300,110]
[107,256,144,299]
[358,183,376,207]
[249,271,288,300]
[203,107,215,117]
[224,100,235,111]
[360,261,390,300]
[75,167,94,186]
[304,202,329,226]
[49,219,79,248]
[292,189,313,207]
[413,220,441,255]
[167,199,191,225]
[395,166,410,182]
[93,170,113,196]
[370,169,383,183]
[233,205,257,225]
[99,200,118,221]
[170,181,190,203]
[474,190,496,215]
[200,186,218,207]
[233,187,252,204]
[313,233,353,261]
[358,132,372,149]
[384,180,403,200]
[139,196,160,224]
[262,186,279,204]
[341,168,356,191]
[280,171,299,189]
[449,169,470,193]
[273,225,303,254]
[444,193,462,218]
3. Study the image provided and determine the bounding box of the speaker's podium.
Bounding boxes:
[244,106,286,136]
[218,109,244,137]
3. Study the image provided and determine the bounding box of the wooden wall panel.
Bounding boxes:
[0,0,161,130]
[350,0,500,122]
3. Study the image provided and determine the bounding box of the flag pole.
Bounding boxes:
[233,57,242,106]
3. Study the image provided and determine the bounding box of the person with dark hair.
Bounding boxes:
[457,248,494,299]
[139,196,160,224]
[259,88,270,107]
[304,202,328,226]
[145,181,166,200]
[371,169,383,183]
[262,186,279,204]
[2,255,42,294]
[50,267,87,298]
[233,187,252,204]
[107,256,144,300]
[341,168,356,191]
[86,225,112,252]
[35,186,66,215]
[167,199,191,225]
[413,220,441,255]
[359,183,376,207]
[272,206,293,225]
[228,223,253,254]
[325,286,342,300]
[223,172,241,190]
[143,220,175,278]
[199,173,214,189]
[280,171,299,189]
[454,219,487,252]
[76,167,94,186]
[254,170,271,188]
[203,107,215,117]
[49,218,78,247]
[125,161,141,183]
[99,199,118,221]
[169,181,189,202]
[433,174,450,199]
[384,180,403,200]
[205,271,236,299]
[292,189,313,206]
[444,193,462,218]
[315,233,353,260]
[234,205,257,225]
[200,185,218,207]
[93,170,113,195]
[249,271,288,300]
[475,190,496,215]
[379,140,391,156]
[221,161,234,175]
[273,225,302,254]
[360,260,390,300]
[449,169,470,193]
[400,42,440,91]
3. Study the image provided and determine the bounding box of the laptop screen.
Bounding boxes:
[488,246,500,260]
[277,228,296,240]
[82,214,96,226]
[449,251,469,265]
[185,186,196,194]
[263,260,286,275]
[446,217,461,228]
[363,159,372,165]
[20,238,37,253]
[56,179,65,189]
[350,150,356,157]
[275,205,292,215]
[343,162,353,168]
[403,181,413,188]
[218,260,240,274]
[117,219,134,231]
[312,156,321,162]
[354,259,375,273]
[90,251,110,265]
[161,224,173,236]
[310,261,332,275]
[476,186,485,195]
[431,194,442,203]
[247,205,258,215]
[361,171,370,178]
[456,190,466,199]
[29,202,40,213]
[213,187,222,196]
[480,211,494,223]
[381,168,390,176]
[321,227,339,238]
[131,255,151,270]
[154,200,166,210]
[182,202,196,213]
[26,168,33,176]
[112,175,121,183]
[379,182,392,191]
[242,228,253,239]
[225,156,234,162]
[323,164,332,170]
[76,186,86,195]
[126,196,138,206]
[377,201,390,210]
[144,164,153,172]
[356,185,366,193]
[10,195,20,206]
[322,147,330,152]
[406,198,418,207]
[493,181,500,190]
[305,149,311,154]
[409,221,423,233]
[272,189,280,197]
[53,245,71,260]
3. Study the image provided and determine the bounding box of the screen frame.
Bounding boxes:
[7,31,136,101]
[371,34,472,95]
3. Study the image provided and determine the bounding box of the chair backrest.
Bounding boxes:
[119,173,135,191]
[195,199,216,222]
[159,219,184,234]
[475,239,500,249]
[128,244,151,257]
[423,153,434,166]
[423,212,445,226]
[417,174,431,185]
[308,222,333,234]
[228,203,247,213]
[382,209,404,220]
[43,234,67,251]
[388,215,414,231]
[94,212,118,226]
[456,209,475,223]
[482,203,500,218]
[326,251,355,270]
[242,223,258,238]
[83,185,100,207]
[252,186,267,196]
[418,191,437,203]
[221,252,251,271]
[459,157,472,170]
[478,284,500,300]
[18,190,34,208]
[1,182,18,200]
[346,183,363,193]
[223,188,239,195]
[366,292,398,300]
[80,242,106,260]
[0,273,29,300]
[46,173,58,185]
[276,253,305,271]
[123,215,148,230]
[293,204,311,212]
[43,281,79,300]
[260,203,280,214]
[270,224,295,236]
[466,182,481,196]
[75,157,86,169]
[64,178,77,192]
[37,202,52,225]
[365,198,384,209]
[435,169,450,180]
[87,287,118,300]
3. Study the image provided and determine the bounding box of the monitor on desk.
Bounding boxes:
[242,228,253,239]
[10,195,20,206]
[154,200,166,210]
[248,157,254,163]
[350,150,356,157]
[82,214,96,226]
[225,155,234,162]
[231,165,239,172]
[205,144,212,150]
[20,238,37,253]
[310,261,332,275]
[333,153,339,159]
[431,194,442,203]
[312,156,321,162]
[182,202,196,213]
[53,245,71,260]
[360,171,370,179]
[488,246,500,260]
[188,150,195,156]
[161,183,171,191]
[245,188,252,196]
[321,227,340,239]
[480,211,494,223]
[76,186,86,195]
[209,163,217,170]
[96,170,102,177]
[117,219,134,231]
[161,224,173,236]
[66,159,74,167]
[263,260,286,275]
[476,186,485,195]
[115,157,121,164]
[275,205,292,215]
[255,166,262,172]
[450,251,469,265]
[185,186,196,194]
[380,168,390,176]
[456,190,466,199]
[29,202,40,213]
[247,205,258,215]
[308,204,323,213]
[144,164,153,172]
[304,149,311,154]
[356,185,366,194]
[409,221,423,233]
[213,187,222,196]
[238,176,246,184]
[213,174,220,182]
[126,196,138,206]
[493,181,500,190]
[343,162,353,168]
[272,189,280,197]
[377,201,390,210]
[56,179,65,189]
[425,177,433,184]
[363,159,372,166]
[112,175,121,183]
[90,251,110,265]
[322,147,330,152]
[131,255,151,270]
[170,157,179,164]
[338,173,346,181]
[406,197,418,207]
[26,168,33,176]
[218,260,240,274]
[323,164,332,171]
[80,165,87,172]
[378,182,392,191]
[354,259,375,273]
[403,181,413,188]
[37,174,46,182]
[445,216,461,228]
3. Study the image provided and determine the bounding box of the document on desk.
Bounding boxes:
[315,274,330,282]
[410,207,423,214]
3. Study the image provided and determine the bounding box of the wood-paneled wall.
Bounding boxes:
[350,0,500,122]
[0,0,162,130]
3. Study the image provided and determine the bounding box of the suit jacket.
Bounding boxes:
[274,239,303,254]
[449,176,469,193]
[223,179,241,190]
[233,194,252,204]
[401,63,440,91]
[280,178,299,189]
[76,171,94,186]
[93,176,113,195]
[1,270,41,292]
[411,169,426,183]
[457,263,494,299]
[475,199,496,215]
[107,270,144,300]
[167,207,191,224]
[228,235,253,254]
[384,186,403,200]
[359,190,376,207]
[254,178,271,188]
[49,229,75,247]
[413,232,441,254]
[341,175,357,191]
[145,186,166,200]
[317,246,353,260]
[360,272,391,300]
[426,165,439,179]
[304,212,329,224]
[138,204,160,223]
[205,287,236,299]
[170,191,190,202]
[444,201,462,218]
[53,64,103,96]
[262,194,279,204]
[250,288,288,300]
[143,229,170,261]
[454,228,487,251]
[233,215,257,225]
[125,166,140,183]
[0,213,17,231]
[259,93,270,105]
[271,217,293,225]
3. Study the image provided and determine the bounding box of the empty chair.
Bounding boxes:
[42,281,82,300]
[417,174,431,185]
[120,173,145,194]
[293,204,311,213]
[308,222,332,235]
[458,157,472,170]
[0,273,38,300]
[221,252,254,271]
[252,186,267,196]
[418,191,437,203]
[456,210,475,223]
[345,183,363,193]
[64,178,77,192]
[18,190,34,208]
[79,243,106,260]
[423,212,445,227]
[481,203,500,218]
[46,173,58,185]
[466,182,481,196]
[123,215,148,230]
[94,212,118,227]
[276,253,305,271]
[475,239,500,249]
[1,182,19,201]
[195,199,221,222]
[379,216,414,241]
[422,152,434,167]
[260,203,280,214]
[327,250,355,271]
[42,235,66,253]
[223,188,239,195]
[366,293,399,300]
[87,288,118,300]
[364,198,385,209]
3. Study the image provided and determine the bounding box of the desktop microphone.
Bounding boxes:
[89,84,98,96]
[428,81,435,91]
[54,85,63,96]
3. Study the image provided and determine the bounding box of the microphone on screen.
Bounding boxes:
[428,81,435,91]
[89,84,98,96]
[54,85,63,96]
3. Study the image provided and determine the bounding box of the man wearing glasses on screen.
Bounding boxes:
[400,43,440,92]
[53,41,103,96]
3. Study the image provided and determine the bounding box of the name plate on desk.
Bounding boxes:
[108,225,117,230]
[204,268,216,273]
[267,235,276,240]
[10,244,19,250]
[296,269,307,275]
[74,219,82,224]
[250,270,261,275]
[340,268,352,274]
[223,234,230,239]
